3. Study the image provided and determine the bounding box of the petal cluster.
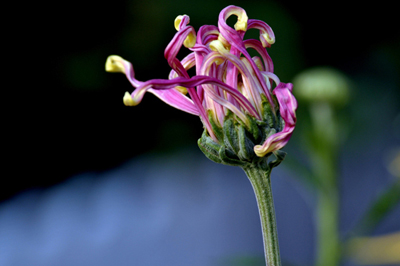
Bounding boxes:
[106,5,297,157]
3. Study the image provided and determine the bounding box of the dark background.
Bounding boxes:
[5,0,400,202]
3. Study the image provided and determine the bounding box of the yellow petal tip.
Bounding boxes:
[233,10,248,31]
[209,40,229,54]
[234,20,248,31]
[123,91,136,106]
[105,55,126,74]
[175,86,188,95]
[183,32,196,48]
[174,15,184,31]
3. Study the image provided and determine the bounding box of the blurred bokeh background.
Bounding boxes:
[2,0,400,265]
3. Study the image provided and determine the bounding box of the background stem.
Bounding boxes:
[309,102,340,266]
[316,188,340,266]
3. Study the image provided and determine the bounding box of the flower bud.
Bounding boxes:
[293,67,350,107]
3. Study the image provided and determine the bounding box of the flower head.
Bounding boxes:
[106,5,297,164]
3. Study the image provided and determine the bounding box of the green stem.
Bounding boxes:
[309,102,341,266]
[310,150,340,266]
[313,154,340,266]
[242,163,281,266]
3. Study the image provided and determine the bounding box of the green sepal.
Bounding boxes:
[261,94,276,128]
[207,109,224,143]
[223,112,240,154]
[199,102,288,169]
[219,146,248,167]
[237,125,256,161]
[277,109,284,132]
[268,150,287,169]
[197,130,223,164]
[247,114,261,142]
[256,157,271,172]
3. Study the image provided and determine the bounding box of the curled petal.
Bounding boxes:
[219,5,248,32]
[106,56,198,114]
[105,55,141,88]
[247,19,275,47]
[275,83,297,125]
[217,6,247,49]
[196,25,219,46]
[123,91,135,106]
[174,15,196,48]
[122,82,199,115]
[254,83,297,157]
[165,25,196,66]
[174,15,190,31]
[244,39,274,72]
[106,55,126,73]
[262,71,281,88]
[254,130,292,157]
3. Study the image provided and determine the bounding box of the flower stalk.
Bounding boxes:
[242,163,282,266]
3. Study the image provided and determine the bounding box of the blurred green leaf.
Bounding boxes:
[351,180,400,237]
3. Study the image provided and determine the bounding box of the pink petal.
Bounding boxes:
[247,19,275,48]
[148,88,199,116]
[254,83,297,157]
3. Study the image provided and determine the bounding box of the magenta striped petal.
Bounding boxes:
[247,19,275,48]
[130,75,259,120]
[148,88,199,115]
[168,52,196,80]
[105,55,142,88]
[164,26,196,67]
[254,83,297,157]
[244,39,274,72]
[196,25,219,45]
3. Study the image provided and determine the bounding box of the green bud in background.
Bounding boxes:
[293,67,351,150]
[293,67,350,107]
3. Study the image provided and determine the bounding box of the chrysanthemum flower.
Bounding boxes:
[106,7,298,265]
[106,5,297,163]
